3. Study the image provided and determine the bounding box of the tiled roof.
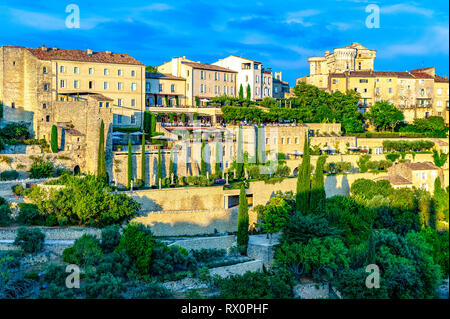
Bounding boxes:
[410,67,434,73]
[374,175,413,185]
[404,162,440,171]
[60,92,114,101]
[27,46,144,65]
[181,61,237,73]
[410,72,433,79]
[146,72,185,81]
[435,75,449,83]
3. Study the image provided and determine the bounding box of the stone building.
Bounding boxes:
[296,43,449,124]
[0,44,144,175]
[212,55,267,101]
[145,72,186,108]
[157,57,237,106]
[272,72,290,99]
[375,161,443,193]
[0,44,145,137]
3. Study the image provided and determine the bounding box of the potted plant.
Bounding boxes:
[116,145,123,152]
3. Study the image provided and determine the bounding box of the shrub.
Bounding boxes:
[29,158,54,179]
[214,270,294,299]
[101,225,122,253]
[17,203,43,226]
[191,249,227,263]
[131,280,174,299]
[11,185,24,196]
[385,153,401,162]
[14,227,45,253]
[62,234,103,267]
[82,273,125,299]
[96,251,131,278]
[116,223,155,275]
[0,170,19,181]
[0,204,12,226]
[41,264,67,287]
[149,241,197,276]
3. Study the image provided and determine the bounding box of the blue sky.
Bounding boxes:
[0,0,448,86]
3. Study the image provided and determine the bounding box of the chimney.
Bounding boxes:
[41,45,48,51]
[86,48,93,55]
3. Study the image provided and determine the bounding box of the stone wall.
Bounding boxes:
[168,235,236,251]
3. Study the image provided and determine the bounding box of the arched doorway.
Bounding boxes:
[73,165,81,175]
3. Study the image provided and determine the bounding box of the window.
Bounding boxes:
[265,138,269,144]
[333,79,338,84]
[131,115,136,124]
[287,138,290,144]
[118,82,123,90]
[104,82,109,90]
[118,69,122,76]
[256,75,259,83]
[281,138,284,144]
[44,83,49,91]
[89,81,93,89]
[89,68,93,75]
[363,88,367,93]
[106,102,109,108]
[437,88,442,95]
[60,66,64,73]
[104,69,108,75]
[11,102,15,109]
[43,103,47,109]
[117,115,123,124]
[419,79,424,84]
[214,86,217,94]
[146,83,150,91]
[200,71,204,80]
[295,137,299,144]
[375,78,380,82]
[387,78,392,83]
[159,84,163,92]
[354,88,358,92]
[131,83,137,91]
[46,115,50,122]
[421,88,425,95]
[60,80,65,88]
[246,75,248,82]
[118,99,123,106]
[358,62,361,70]
[43,67,47,74]
[131,99,135,107]
[223,73,226,81]
[131,70,136,77]
[171,84,175,93]
[359,79,368,83]
[437,101,442,107]
[388,88,393,93]
[74,67,79,74]
[214,72,218,81]
[99,102,103,107]
[74,80,79,89]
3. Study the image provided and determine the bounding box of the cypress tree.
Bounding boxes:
[141,131,146,185]
[366,229,376,265]
[169,149,174,178]
[200,141,207,176]
[296,135,311,214]
[239,84,244,100]
[127,138,132,189]
[157,145,163,181]
[150,113,156,137]
[237,184,249,255]
[143,111,151,137]
[246,84,251,100]
[50,125,58,153]
[236,126,244,179]
[215,141,222,177]
[310,155,327,215]
[97,120,107,183]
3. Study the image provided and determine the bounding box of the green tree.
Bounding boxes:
[237,184,249,255]
[365,101,404,131]
[127,139,132,189]
[432,149,448,167]
[169,149,174,178]
[50,125,58,153]
[357,154,371,173]
[143,111,151,137]
[366,229,376,265]
[141,132,146,185]
[296,135,311,214]
[97,120,107,183]
[157,146,163,182]
[239,84,244,100]
[145,65,157,73]
[215,141,222,177]
[200,141,207,176]
[255,195,290,240]
[236,126,244,179]
[246,84,251,100]
[310,155,327,215]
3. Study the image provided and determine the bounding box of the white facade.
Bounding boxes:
[213,55,269,100]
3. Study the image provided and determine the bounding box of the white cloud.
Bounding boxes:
[285,9,321,26]
[381,4,434,17]
[140,3,173,12]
